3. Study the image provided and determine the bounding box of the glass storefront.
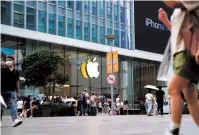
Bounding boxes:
[1,35,165,106]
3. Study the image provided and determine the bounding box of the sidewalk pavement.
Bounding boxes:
[1,115,199,135]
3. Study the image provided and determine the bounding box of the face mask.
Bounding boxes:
[6,61,13,66]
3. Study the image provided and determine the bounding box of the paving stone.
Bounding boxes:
[1,115,199,135]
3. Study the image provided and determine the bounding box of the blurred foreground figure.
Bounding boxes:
[159,1,199,135]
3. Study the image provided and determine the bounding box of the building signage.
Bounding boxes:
[134,1,173,54]
[80,57,99,79]
[106,51,118,73]
[106,74,116,85]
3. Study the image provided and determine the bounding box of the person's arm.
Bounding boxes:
[163,0,184,9]
[158,8,171,30]
[16,71,20,96]
[163,91,166,102]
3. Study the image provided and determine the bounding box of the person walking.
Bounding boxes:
[155,86,166,116]
[158,1,199,135]
[145,89,154,116]
[1,56,23,127]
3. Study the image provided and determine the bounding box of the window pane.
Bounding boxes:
[38,2,46,10]
[92,24,98,43]
[92,16,97,24]
[107,20,112,27]
[107,28,112,45]
[48,1,56,5]
[1,1,11,25]
[84,14,89,21]
[26,7,36,30]
[76,20,82,40]
[76,1,82,11]
[67,18,74,38]
[121,31,126,48]
[76,12,81,20]
[114,22,119,29]
[99,1,105,18]
[84,22,90,41]
[100,26,105,44]
[27,1,36,7]
[114,4,119,22]
[121,24,125,30]
[14,1,24,5]
[67,1,74,9]
[114,29,119,47]
[67,9,73,17]
[84,1,89,14]
[14,13,24,28]
[38,10,46,32]
[58,1,65,7]
[58,7,65,15]
[107,2,112,20]
[49,5,56,13]
[100,18,105,26]
[58,16,65,36]
[92,1,97,16]
[121,7,125,24]
[49,13,56,34]
[127,33,133,50]
[14,4,23,13]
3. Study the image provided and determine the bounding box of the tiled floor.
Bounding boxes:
[1,115,199,135]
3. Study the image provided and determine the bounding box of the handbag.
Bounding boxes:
[181,9,199,57]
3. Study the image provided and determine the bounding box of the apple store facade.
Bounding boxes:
[1,34,165,105]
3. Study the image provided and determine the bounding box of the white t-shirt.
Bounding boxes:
[145,93,154,104]
[116,97,120,103]
[17,100,23,109]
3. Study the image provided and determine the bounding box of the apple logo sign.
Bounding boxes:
[80,57,99,79]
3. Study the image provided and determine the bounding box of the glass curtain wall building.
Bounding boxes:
[1,0,133,49]
[1,0,164,107]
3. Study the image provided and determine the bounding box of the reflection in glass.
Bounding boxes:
[106,28,112,45]
[126,8,131,26]
[26,7,36,30]
[114,29,119,47]
[58,16,65,36]
[76,20,82,40]
[107,2,112,20]
[1,1,11,25]
[100,26,105,44]
[120,7,125,24]
[38,1,46,10]
[92,24,98,43]
[58,0,65,7]
[27,1,36,7]
[99,1,105,18]
[14,4,24,28]
[114,4,119,22]
[67,18,73,38]
[121,31,125,48]
[67,1,74,9]
[76,1,82,11]
[49,13,56,34]
[38,11,46,32]
[84,1,89,14]
[92,1,97,16]
[84,22,90,41]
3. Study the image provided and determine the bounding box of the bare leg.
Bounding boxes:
[167,75,188,125]
[182,83,199,126]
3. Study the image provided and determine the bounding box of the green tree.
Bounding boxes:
[21,49,69,100]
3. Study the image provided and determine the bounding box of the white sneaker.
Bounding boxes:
[12,119,22,127]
